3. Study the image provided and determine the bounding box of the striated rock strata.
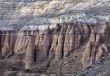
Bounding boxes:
[0,22,110,70]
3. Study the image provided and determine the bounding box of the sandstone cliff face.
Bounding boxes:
[82,23,109,68]
[25,35,35,70]
[35,31,40,49]
[0,31,16,58]
[0,22,110,70]
[49,24,61,61]
[36,28,51,63]
[64,24,72,57]
[14,31,26,54]
[55,24,67,60]
[14,31,36,54]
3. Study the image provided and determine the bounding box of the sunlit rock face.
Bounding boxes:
[1,23,108,61]
[14,31,36,54]
[63,24,72,57]
[0,21,110,72]
[82,22,109,68]
[49,24,61,61]
[36,28,52,64]
[1,0,110,75]
[25,35,35,70]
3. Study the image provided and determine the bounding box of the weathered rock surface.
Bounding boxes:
[82,23,109,68]
[1,31,16,58]
[25,35,35,70]
[55,24,67,60]
[64,24,72,57]
[49,24,61,61]
[36,28,51,63]
[0,22,110,75]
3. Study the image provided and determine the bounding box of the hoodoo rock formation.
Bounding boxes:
[55,24,67,60]
[82,24,109,68]
[25,35,35,70]
[36,28,51,63]
[0,21,110,71]
[64,24,72,58]
[49,24,61,61]
[1,0,110,75]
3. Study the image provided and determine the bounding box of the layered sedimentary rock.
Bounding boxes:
[64,24,72,57]
[0,22,110,69]
[14,31,36,54]
[82,24,109,68]
[36,28,51,63]
[35,30,40,49]
[25,35,35,70]
[49,24,61,61]
[55,24,67,60]
[14,31,26,54]
[69,25,75,52]
[0,31,16,58]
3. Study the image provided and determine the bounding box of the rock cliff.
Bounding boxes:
[0,21,109,71]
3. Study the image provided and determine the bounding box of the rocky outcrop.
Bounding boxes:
[36,28,51,63]
[49,24,61,61]
[55,24,67,60]
[69,25,75,53]
[14,31,36,54]
[82,24,109,68]
[35,30,40,49]
[0,21,110,70]
[63,24,72,57]
[25,35,35,70]
[14,31,28,54]
[1,31,16,58]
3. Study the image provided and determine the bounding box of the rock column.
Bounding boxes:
[25,31,35,70]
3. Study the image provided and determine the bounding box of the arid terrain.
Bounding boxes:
[0,21,110,76]
[0,0,110,76]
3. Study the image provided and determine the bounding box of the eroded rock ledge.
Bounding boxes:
[0,22,110,70]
